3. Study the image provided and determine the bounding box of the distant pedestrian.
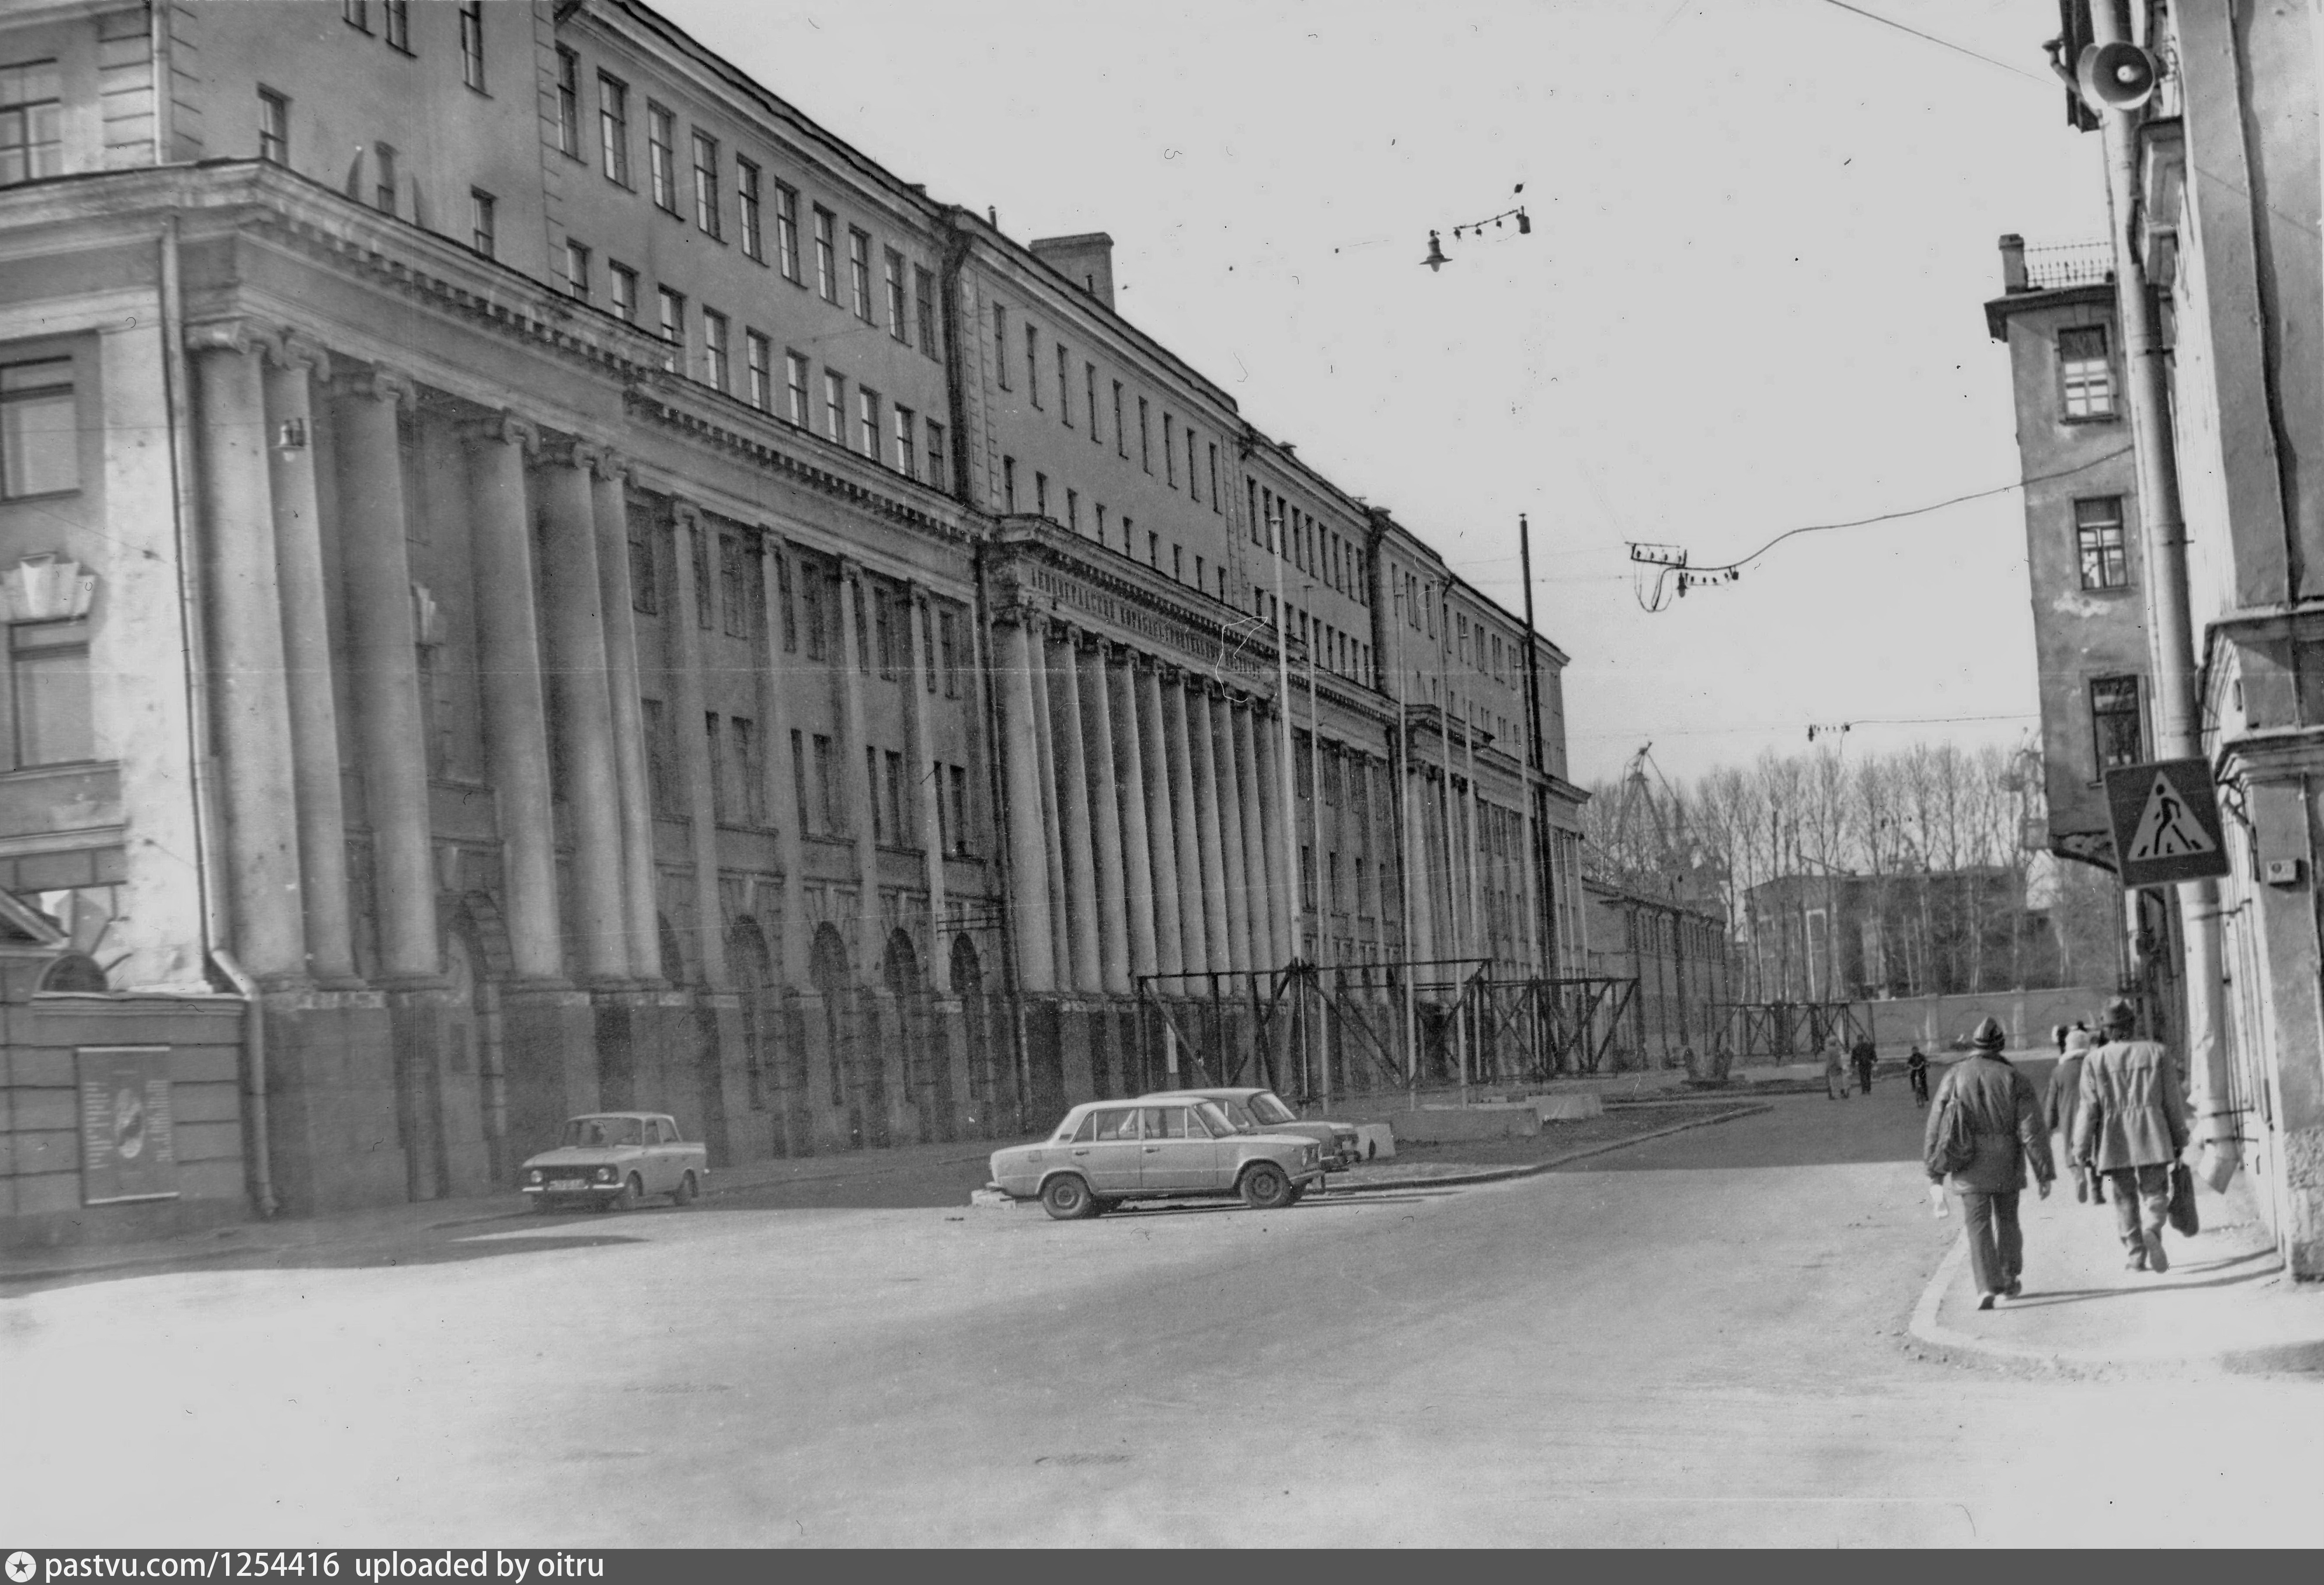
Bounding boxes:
[1823,1037,1849,1101]
[1907,1046,1931,1108]
[1850,1034,1876,1095]
[1924,1016,2055,1309]
[2073,999,2190,1274]
[2045,1027,2098,1204]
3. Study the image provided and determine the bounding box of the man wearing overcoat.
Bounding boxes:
[2073,999,2189,1273]
[1924,1016,2054,1308]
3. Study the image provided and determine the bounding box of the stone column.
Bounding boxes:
[1112,655,1162,983]
[667,507,728,989]
[330,367,437,983]
[1407,762,1439,965]
[261,335,357,985]
[1077,639,1132,996]
[1159,670,1207,978]
[835,561,881,982]
[1047,629,1103,993]
[906,585,948,972]
[1518,781,1543,977]
[1188,685,1233,973]
[759,535,811,989]
[461,411,562,984]
[1026,624,1074,984]
[588,455,661,984]
[1211,688,1253,968]
[1253,703,1292,967]
[996,617,1057,992]
[1233,699,1273,967]
[190,327,305,983]
[536,442,631,985]
[1358,754,1390,954]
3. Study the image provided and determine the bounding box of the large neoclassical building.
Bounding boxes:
[0,0,1591,1242]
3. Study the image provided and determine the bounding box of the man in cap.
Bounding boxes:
[2044,1026,2100,1204]
[1924,1015,2054,1308]
[2073,999,2189,1273]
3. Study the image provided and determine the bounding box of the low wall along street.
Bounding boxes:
[1857,986,2121,1053]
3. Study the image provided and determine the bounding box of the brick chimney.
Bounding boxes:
[1999,233,2029,293]
[1029,232,1116,310]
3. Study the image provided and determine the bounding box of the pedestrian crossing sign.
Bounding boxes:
[2103,757,2230,888]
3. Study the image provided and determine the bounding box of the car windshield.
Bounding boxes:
[562,1116,643,1148]
[1247,1092,1300,1127]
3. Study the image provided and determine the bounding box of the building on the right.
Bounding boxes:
[2016,1,2324,1276]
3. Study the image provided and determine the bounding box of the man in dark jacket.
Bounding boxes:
[1925,1015,2055,1308]
[2074,999,2190,1273]
[1850,1035,1876,1095]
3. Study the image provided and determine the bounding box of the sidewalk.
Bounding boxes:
[1909,1167,2324,1376]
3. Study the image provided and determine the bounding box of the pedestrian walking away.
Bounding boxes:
[1823,1037,1849,1101]
[1906,1046,1931,1108]
[2045,1026,2099,1204]
[1924,1015,2055,1309]
[1850,1033,1876,1096]
[2073,998,2190,1274]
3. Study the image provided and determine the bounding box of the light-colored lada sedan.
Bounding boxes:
[989,1097,1326,1220]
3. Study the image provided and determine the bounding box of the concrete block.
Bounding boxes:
[1353,1122,1395,1160]
[1531,1094,1605,1122]
[1395,1106,1539,1143]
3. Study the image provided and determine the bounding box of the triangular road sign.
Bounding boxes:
[2103,757,2230,888]
[2123,770,2219,862]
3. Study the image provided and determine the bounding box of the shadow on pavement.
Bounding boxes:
[2002,1248,2279,1307]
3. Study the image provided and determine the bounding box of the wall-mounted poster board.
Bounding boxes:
[77,1046,178,1205]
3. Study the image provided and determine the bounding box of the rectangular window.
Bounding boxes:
[2090,676,2143,775]
[562,239,590,300]
[939,609,960,699]
[656,286,686,374]
[1066,488,1079,532]
[741,329,771,410]
[457,1,485,91]
[894,405,918,479]
[258,88,290,166]
[857,388,881,461]
[608,262,637,323]
[2076,496,2129,589]
[994,306,1011,389]
[1138,398,1152,472]
[691,522,713,630]
[949,765,969,855]
[372,141,397,213]
[790,729,810,832]
[1147,530,1157,568]
[701,307,730,392]
[884,249,908,342]
[598,74,630,186]
[784,351,809,426]
[1002,456,1017,512]
[1186,430,1200,502]
[804,565,828,660]
[1084,364,1101,448]
[822,371,846,444]
[1209,443,1221,513]
[1034,473,1049,520]
[812,734,836,833]
[468,188,496,257]
[554,48,580,156]
[775,182,801,281]
[1025,324,1041,407]
[776,554,796,653]
[731,716,760,825]
[10,619,91,767]
[873,591,894,678]
[344,1,370,30]
[736,158,763,260]
[848,227,873,322]
[925,419,947,489]
[2059,326,2115,420]
[642,699,674,817]
[705,713,727,824]
[647,103,680,211]
[0,359,77,498]
[692,131,721,239]
[720,534,748,638]
[628,515,657,613]
[813,207,837,302]
[1057,345,1073,427]
[866,747,886,844]
[384,0,410,51]
[1172,544,1183,582]
[1163,415,1176,486]
[884,750,904,847]
[1094,503,1107,545]
[914,266,938,357]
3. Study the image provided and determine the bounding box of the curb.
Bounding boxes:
[1323,1103,1772,1195]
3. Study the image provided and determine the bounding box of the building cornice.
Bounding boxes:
[1984,281,2116,342]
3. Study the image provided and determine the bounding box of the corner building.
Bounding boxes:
[0,0,1585,1239]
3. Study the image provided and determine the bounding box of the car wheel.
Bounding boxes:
[615,1174,645,1211]
[672,1171,698,1207]
[1240,1161,1293,1211]
[1040,1174,1095,1221]
[1285,1185,1307,1206]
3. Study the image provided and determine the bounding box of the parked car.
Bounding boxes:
[989,1097,1326,1220]
[1139,1086,1361,1171]
[520,1112,706,1211]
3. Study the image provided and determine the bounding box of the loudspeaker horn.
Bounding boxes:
[2076,40,2159,114]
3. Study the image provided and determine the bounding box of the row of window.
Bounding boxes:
[781,729,973,856]
[341,1,486,90]
[555,47,941,362]
[991,303,1224,512]
[1247,480,1369,607]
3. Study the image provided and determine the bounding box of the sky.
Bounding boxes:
[668,0,2112,788]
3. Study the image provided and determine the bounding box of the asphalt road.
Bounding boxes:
[7,1078,2320,1547]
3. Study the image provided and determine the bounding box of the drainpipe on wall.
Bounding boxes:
[2088,1,2238,1188]
[211,950,276,1218]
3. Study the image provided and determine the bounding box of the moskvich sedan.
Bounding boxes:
[989,1097,1325,1219]
[520,1112,706,1211]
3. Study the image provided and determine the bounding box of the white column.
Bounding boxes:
[758,534,811,988]
[907,585,948,973]
[1186,682,1232,974]
[1078,639,1133,996]
[589,454,663,984]
[1112,654,1162,984]
[1212,688,1253,968]
[1159,670,1206,978]
[667,506,728,988]
[1048,628,1103,993]
[996,616,1057,993]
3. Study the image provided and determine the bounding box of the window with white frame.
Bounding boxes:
[2058,325,2115,420]
[1,358,78,498]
